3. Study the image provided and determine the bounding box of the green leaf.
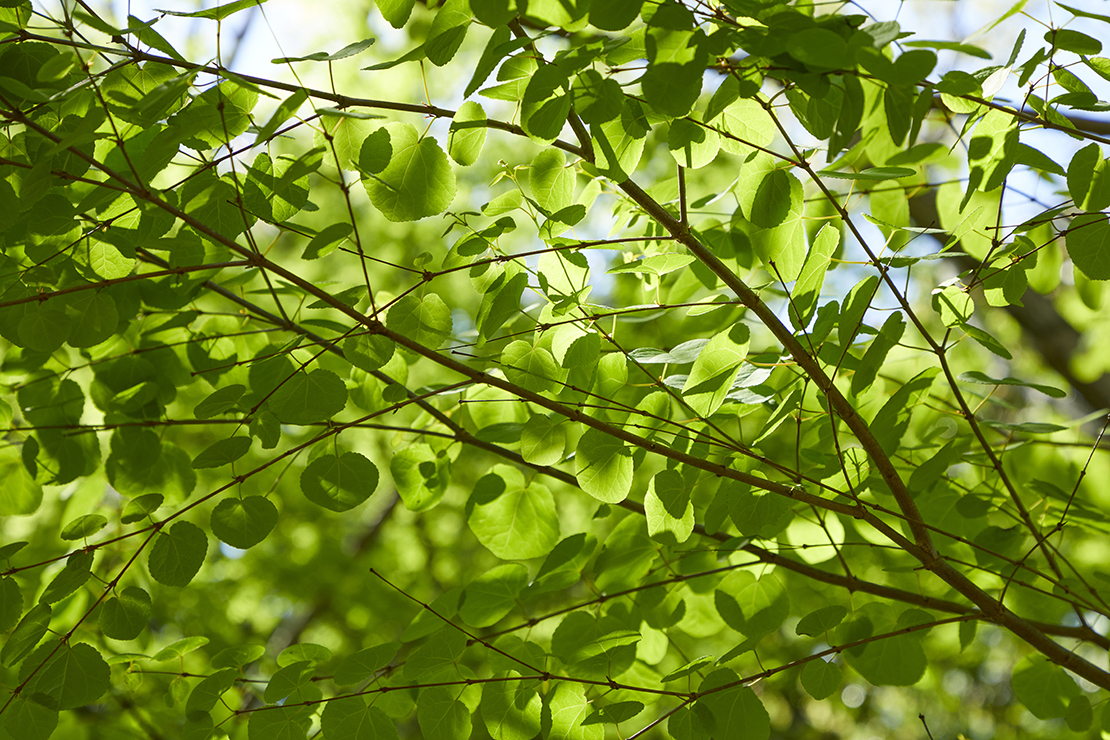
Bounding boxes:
[748,169,806,281]
[527,0,589,27]
[459,563,528,627]
[153,636,210,662]
[789,223,839,330]
[715,98,776,155]
[641,61,703,118]
[787,28,851,71]
[467,465,560,560]
[629,339,707,365]
[464,27,514,95]
[661,656,714,683]
[869,367,939,456]
[157,0,267,21]
[1046,28,1102,55]
[121,493,163,524]
[583,701,644,726]
[727,480,792,539]
[931,284,973,326]
[530,149,575,214]
[645,469,694,544]
[817,166,916,180]
[16,641,106,713]
[448,101,487,167]
[404,627,466,681]
[482,671,543,740]
[66,292,118,348]
[426,0,472,66]
[419,686,472,740]
[345,334,395,372]
[590,0,642,30]
[386,292,453,348]
[0,577,21,634]
[317,111,378,170]
[18,306,71,353]
[852,312,905,395]
[471,0,514,27]
[556,625,640,675]
[390,443,449,511]
[957,370,1066,398]
[247,702,313,740]
[60,514,107,541]
[840,604,927,686]
[903,40,991,59]
[607,253,695,277]
[99,586,152,641]
[302,222,352,260]
[256,88,308,143]
[714,571,789,640]
[186,668,238,714]
[682,323,750,417]
[301,452,379,512]
[591,99,649,180]
[279,643,332,667]
[697,669,770,740]
[800,659,842,700]
[520,415,566,466]
[1067,214,1110,280]
[148,521,208,587]
[192,435,252,469]
[211,496,278,548]
[795,606,847,637]
[502,340,559,393]
[212,644,266,669]
[573,69,624,126]
[1011,655,1080,719]
[543,682,601,739]
[959,619,978,651]
[375,0,415,28]
[521,64,573,143]
[268,369,347,425]
[483,189,524,217]
[194,384,245,419]
[264,660,315,704]
[2,604,51,667]
[273,38,375,63]
[575,428,633,503]
[170,80,257,150]
[1067,695,1093,732]
[593,516,655,593]
[966,108,1019,192]
[40,550,93,604]
[3,692,58,740]
[667,115,720,170]
[322,697,397,739]
[334,643,399,686]
[361,123,456,221]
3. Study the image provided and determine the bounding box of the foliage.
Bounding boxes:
[2,0,1110,738]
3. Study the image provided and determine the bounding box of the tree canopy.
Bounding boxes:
[2,0,1110,738]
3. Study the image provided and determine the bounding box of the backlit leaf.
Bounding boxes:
[148,521,208,587]
[99,586,152,641]
[361,123,456,221]
[575,428,633,503]
[301,452,379,512]
[449,101,487,166]
[386,292,453,348]
[19,640,110,710]
[468,465,560,560]
[211,496,278,548]
[267,369,347,425]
